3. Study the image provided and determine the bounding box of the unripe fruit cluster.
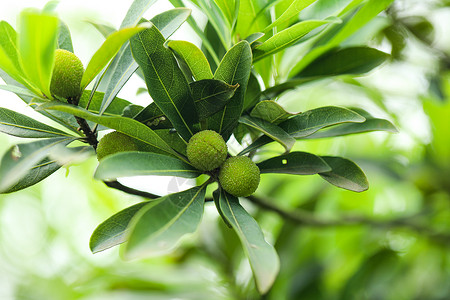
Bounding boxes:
[186,130,260,197]
[50,49,84,100]
[96,131,139,161]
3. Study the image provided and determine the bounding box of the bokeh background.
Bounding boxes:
[1,0,450,299]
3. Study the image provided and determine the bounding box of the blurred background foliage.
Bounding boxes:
[1,0,450,299]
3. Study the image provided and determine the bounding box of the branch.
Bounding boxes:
[103,180,160,199]
[246,195,450,241]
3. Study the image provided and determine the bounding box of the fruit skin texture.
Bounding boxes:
[186,130,227,171]
[219,156,260,197]
[96,131,139,161]
[50,49,84,99]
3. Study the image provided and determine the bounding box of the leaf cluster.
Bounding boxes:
[0,0,399,294]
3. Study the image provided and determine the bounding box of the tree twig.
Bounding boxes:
[246,195,450,241]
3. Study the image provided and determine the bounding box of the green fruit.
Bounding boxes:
[219,156,260,197]
[96,131,139,161]
[186,130,227,171]
[50,49,84,99]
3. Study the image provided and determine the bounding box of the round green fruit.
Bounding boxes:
[219,156,260,197]
[50,49,84,99]
[96,131,139,161]
[186,130,227,171]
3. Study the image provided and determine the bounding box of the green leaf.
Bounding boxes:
[245,32,265,45]
[0,137,74,193]
[191,79,238,120]
[280,106,365,138]
[37,101,179,159]
[257,151,331,174]
[296,47,389,78]
[130,24,198,141]
[250,100,296,124]
[90,201,152,253]
[94,152,200,180]
[48,145,95,166]
[1,158,61,194]
[78,90,133,116]
[86,20,116,38]
[207,41,252,140]
[240,115,295,152]
[289,0,395,76]
[239,106,366,155]
[80,24,150,90]
[304,114,398,139]
[125,185,207,258]
[216,189,279,294]
[243,71,262,110]
[0,107,72,138]
[0,84,42,98]
[168,40,213,81]
[195,0,231,49]
[57,21,73,52]
[264,0,318,32]
[253,19,340,62]
[151,8,191,39]
[120,0,158,29]
[319,156,369,192]
[0,21,23,74]
[213,0,237,27]
[236,0,271,40]
[18,10,58,97]
[98,9,190,116]
[133,102,173,129]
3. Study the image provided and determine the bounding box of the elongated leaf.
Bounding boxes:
[168,40,213,81]
[245,32,265,45]
[216,189,279,294]
[48,145,95,166]
[95,152,200,180]
[78,90,133,116]
[305,117,398,139]
[207,41,252,140]
[151,8,191,39]
[90,201,154,253]
[87,20,116,38]
[250,100,296,124]
[80,24,149,90]
[240,115,295,152]
[0,107,72,138]
[319,156,368,192]
[289,0,395,76]
[258,151,331,174]
[120,0,158,29]
[18,10,58,98]
[213,0,237,26]
[133,102,172,128]
[0,84,41,98]
[131,24,198,141]
[264,0,317,32]
[125,185,206,258]
[191,79,238,120]
[0,137,74,193]
[253,19,339,62]
[236,0,271,40]
[244,71,261,110]
[37,101,179,159]
[296,47,389,78]
[57,21,73,52]
[280,106,365,138]
[0,21,22,73]
[2,158,61,194]
[239,106,366,155]
[99,9,191,115]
